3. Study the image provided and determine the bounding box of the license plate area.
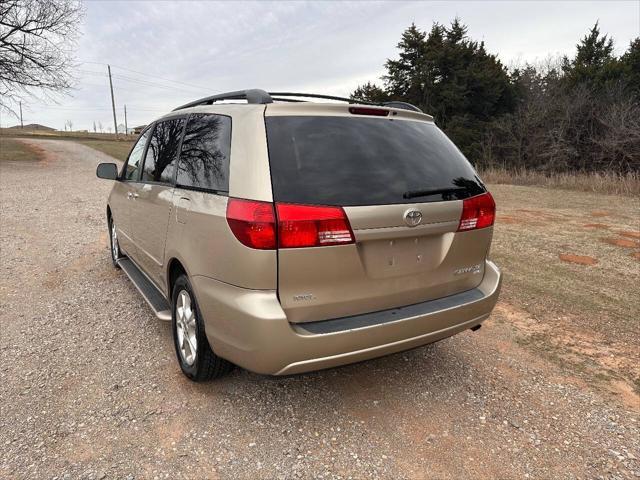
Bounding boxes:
[358,234,452,279]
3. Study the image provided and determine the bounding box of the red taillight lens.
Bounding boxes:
[226,198,276,249]
[348,106,389,117]
[276,203,355,248]
[227,199,355,249]
[458,192,496,231]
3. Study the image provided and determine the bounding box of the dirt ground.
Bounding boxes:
[1,138,638,480]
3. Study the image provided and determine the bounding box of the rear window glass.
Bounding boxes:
[265,116,485,206]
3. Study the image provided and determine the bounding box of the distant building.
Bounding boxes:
[8,123,56,131]
[132,125,146,135]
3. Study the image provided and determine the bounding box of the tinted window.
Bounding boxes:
[141,118,185,184]
[123,129,150,181]
[265,117,485,206]
[176,114,231,192]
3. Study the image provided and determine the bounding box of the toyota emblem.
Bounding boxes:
[404,209,423,227]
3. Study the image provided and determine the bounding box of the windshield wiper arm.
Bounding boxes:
[403,186,467,200]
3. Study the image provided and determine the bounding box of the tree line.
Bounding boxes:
[352,20,639,174]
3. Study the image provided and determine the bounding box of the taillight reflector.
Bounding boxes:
[458,192,496,231]
[348,106,389,117]
[226,198,276,249]
[276,203,355,248]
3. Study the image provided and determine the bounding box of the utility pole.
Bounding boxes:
[124,104,128,136]
[107,65,118,137]
[19,101,23,128]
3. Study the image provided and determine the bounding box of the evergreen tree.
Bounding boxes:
[383,20,515,160]
[353,19,515,160]
[351,82,389,103]
[620,38,640,94]
[351,19,639,173]
[382,23,429,104]
[561,22,621,88]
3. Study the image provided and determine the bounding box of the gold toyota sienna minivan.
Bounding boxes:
[96,89,502,381]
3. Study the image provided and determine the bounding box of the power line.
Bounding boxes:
[79,61,211,92]
[111,74,208,94]
[76,81,142,94]
[112,64,211,91]
[25,104,167,113]
[77,69,206,96]
[18,60,205,128]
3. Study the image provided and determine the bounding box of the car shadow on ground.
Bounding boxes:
[197,336,473,420]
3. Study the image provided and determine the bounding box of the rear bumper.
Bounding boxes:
[193,260,502,375]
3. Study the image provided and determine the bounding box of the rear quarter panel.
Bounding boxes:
[162,105,277,293]
[164,191,277,291]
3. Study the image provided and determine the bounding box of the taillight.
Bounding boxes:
[348,106,389,117]
[276,203,355,248]
[458,192,496,231]
[226,199,355,249]
[226,198,276,249]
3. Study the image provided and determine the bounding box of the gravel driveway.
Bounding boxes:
[1,139,638,479]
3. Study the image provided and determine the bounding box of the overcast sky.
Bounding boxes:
[3,0,639,130]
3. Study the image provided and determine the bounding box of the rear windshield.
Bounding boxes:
[265,116,485,206]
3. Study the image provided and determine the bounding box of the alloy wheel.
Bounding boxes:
[175,289,198,366]
[111,221,119,260]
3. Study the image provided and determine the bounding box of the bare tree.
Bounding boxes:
[92,120,96,133]
[98,121,103,133]
[0,0,83,116]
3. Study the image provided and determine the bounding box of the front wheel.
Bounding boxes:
[172,274,233,381]
[109,216,123,267]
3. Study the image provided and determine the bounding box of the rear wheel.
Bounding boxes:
[172,274,233,381]
[109,216,123,267]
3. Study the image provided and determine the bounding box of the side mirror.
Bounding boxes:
[96,162,119,180]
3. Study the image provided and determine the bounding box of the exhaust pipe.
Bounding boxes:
[470,324,482,332]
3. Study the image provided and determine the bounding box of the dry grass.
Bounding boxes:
[0,127,138,142]
[489,183,640,396]
[479,167,640,197]
[0,137,42,163]
[75,139,134,161]
[1,135,134,162]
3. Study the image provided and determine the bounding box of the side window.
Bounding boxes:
[123,129,151,181]
[176,114,231,192]
[141,118,185,184]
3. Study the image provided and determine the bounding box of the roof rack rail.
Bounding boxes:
[173,89,423,113]
[269,93,422,112]
[382,101,422,113]
[173,89,273,111]
[268,92,375,105]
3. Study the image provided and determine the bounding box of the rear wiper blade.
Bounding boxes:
[403,186,467,200]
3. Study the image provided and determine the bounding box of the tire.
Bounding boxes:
[109,215,123,268]
[172,274,233,381]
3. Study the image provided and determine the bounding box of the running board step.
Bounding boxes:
[117,257,171,321]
